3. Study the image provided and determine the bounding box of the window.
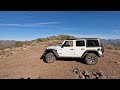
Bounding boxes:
[86,40,99,47]
[76,40,85,46]
[63,41,73,47]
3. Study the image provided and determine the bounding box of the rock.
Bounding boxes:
[95,70,106,79]
[96,74,100,79]
[84,70,90,76]
[27,77,31,79]
[100,75,107,79]
[72,68,85,79]
[98,71,106,79]
[89,74,96,79]
[85,76,90,79]
[83,70,91,79]
[79,72,85,79]
[73,68,79,75]
[38,76,42,79]
[114,61,120,64]
[92,71,97,75]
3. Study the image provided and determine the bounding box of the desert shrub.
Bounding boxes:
[36,38,49,42]
[0,50,9,55]
[15,41,32,47]
[0,47,6,50]
[31,40,37,42]
[0,45,15,50]
[105,44,114,50]
[114,46,120,50]
[105,44,120,50]
[56,34,76,40]
[15,41,24,47]
[23,41,32,45]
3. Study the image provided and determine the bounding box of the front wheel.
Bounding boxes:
[45,52,56,63]
[85,53,98,65]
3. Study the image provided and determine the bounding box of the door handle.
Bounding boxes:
[70,49,74,50]
[81,48,84,50]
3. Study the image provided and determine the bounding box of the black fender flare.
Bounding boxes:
[40,49,59,59]
[81,50,101,58]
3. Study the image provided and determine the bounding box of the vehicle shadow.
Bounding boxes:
[56,58,86,64]
[40,56,86,65]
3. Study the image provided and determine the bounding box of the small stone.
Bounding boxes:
[79,72,85,79]
[96,74,100,78]
[92,71,97,75]
[27,77,30,79]
[38,76,42,79]
[114,61,120,64]
[85,76,90,79]
[73,68,79,75]
[84,70,90,76]
[89,74,96,79]
[100,75,107,79]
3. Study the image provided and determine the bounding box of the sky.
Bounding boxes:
[0,11,120,41]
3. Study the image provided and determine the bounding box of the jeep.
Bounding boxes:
[40,38,104,65]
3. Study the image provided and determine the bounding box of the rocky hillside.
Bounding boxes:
[1,35,120,50]
[0,40,16,49]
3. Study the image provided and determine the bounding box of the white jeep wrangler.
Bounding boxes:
[40,38,104,65]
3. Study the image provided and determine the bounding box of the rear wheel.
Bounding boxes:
[45,52,56,63]
[85,53,98,65]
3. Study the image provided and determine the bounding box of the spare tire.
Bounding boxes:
[101,43,104,53]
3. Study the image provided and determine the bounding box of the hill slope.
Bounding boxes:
[0,40,16,49]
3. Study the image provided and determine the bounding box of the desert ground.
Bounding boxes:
[0,40,120,79]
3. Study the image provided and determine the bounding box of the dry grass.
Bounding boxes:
[104,44,120,50]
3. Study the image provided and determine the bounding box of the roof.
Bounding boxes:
[66,38,100,40]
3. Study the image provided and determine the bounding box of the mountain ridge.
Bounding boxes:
[0,35,120,49]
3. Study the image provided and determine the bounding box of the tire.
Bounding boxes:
[45,52,56,63]
[85,53,98,65]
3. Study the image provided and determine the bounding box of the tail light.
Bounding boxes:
[97,48,101,51]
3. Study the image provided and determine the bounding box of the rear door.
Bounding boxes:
[74,40,86,57]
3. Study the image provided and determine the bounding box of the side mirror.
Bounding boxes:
[61,45,64,48]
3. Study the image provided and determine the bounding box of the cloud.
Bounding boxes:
[0,22,59,27]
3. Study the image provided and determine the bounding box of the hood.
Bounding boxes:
[47,46,60,50]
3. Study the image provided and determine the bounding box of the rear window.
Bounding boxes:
[76,40,85,46]
[86,40,99,47]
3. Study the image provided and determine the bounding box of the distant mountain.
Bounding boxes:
[101,39,120,46]
[0,40,17,49]
[0,36,120,50]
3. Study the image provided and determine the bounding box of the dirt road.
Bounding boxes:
[0,41,120,79]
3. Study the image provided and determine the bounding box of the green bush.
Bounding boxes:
[0,50,9,55]
[15,41,32,47]
[105,44,120,50]
[56,34,76,40]
[23,41,32,45]
[114,46,120,50]
[36,38,49,42]
[15,41,24,47]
